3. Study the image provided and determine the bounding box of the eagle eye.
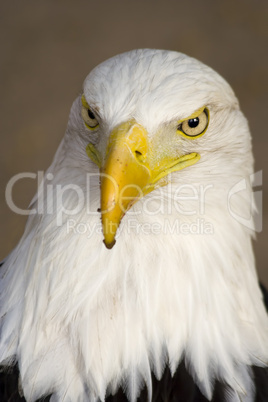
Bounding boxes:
[87,109,96,120]
[177,108,209,139]
[81,95,99,130]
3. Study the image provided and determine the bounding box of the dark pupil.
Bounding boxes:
[88,109,95,120]
[188,117,199,128]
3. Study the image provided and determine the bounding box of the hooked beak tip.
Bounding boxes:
[103,238,116,249]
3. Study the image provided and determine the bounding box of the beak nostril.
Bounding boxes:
[134,150,145,163]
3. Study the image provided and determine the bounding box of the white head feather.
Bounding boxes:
[0,49,267,401]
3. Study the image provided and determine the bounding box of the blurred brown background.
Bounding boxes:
[0,0,267,286]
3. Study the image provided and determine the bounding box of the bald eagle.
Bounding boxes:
[0,49,268,402]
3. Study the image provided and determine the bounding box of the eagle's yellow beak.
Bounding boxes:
[99,120,200,249]
[100,121,151,248]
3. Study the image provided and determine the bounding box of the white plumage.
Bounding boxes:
[0,49,267,401]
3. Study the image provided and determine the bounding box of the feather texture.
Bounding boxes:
[0,50,268,401]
